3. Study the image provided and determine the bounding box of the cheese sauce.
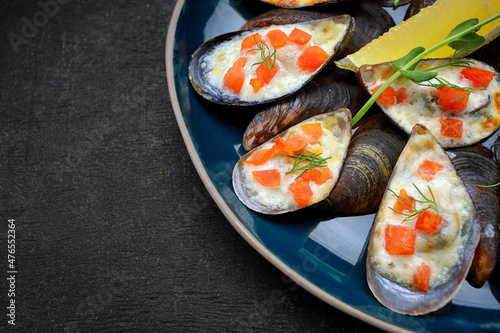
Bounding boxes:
[370,127,475,290]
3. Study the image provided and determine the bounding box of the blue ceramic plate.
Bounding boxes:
[165,1,500,331]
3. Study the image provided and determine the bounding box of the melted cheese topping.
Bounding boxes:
[202,19,348,102]
[240,119,346,211]
[370,129,475,290]
[359,59,500,148]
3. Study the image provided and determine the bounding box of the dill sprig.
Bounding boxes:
[388,183,440,223]
[286,151,331,179]
[248,36,277,70]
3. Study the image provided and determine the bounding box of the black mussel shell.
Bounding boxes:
[448,144,500,287]
[242,64,367,151]
[404,0,436,20]
[313,111,407,215]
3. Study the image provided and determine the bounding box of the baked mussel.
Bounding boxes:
[366,124,480,315]
[356,59,500,148]
[188,16,354,105]
[232,109,351,214]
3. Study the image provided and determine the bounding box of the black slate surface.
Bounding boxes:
[1,1,384,331]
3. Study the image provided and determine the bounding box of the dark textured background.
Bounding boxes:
[1,1,384,331]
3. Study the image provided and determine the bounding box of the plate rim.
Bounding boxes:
[165,0,412,331]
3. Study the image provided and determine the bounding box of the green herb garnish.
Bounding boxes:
[478,181,500,188]
[393,0,400,7]
[389,183,440,223]
[351,14,500,126]
[396,53,485,101]
[248,36,277,70]
[286,151,331,179]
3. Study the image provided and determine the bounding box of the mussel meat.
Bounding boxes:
[233,109,351,214]
[188,16,354,105]
[357,58,500,148]
[448,144,500,287]
[366,124,480,315]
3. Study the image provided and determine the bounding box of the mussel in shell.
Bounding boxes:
[356,58,500,148]
[366,124,480,315]
[242,64,367,151]
[233,109,351,214]
[448,144,500,287]
[241,2,395,57]
[257,0,410,8]
[188,16,354,106]
[313,111,407,215]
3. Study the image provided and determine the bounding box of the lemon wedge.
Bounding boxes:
[336,0,500,71]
